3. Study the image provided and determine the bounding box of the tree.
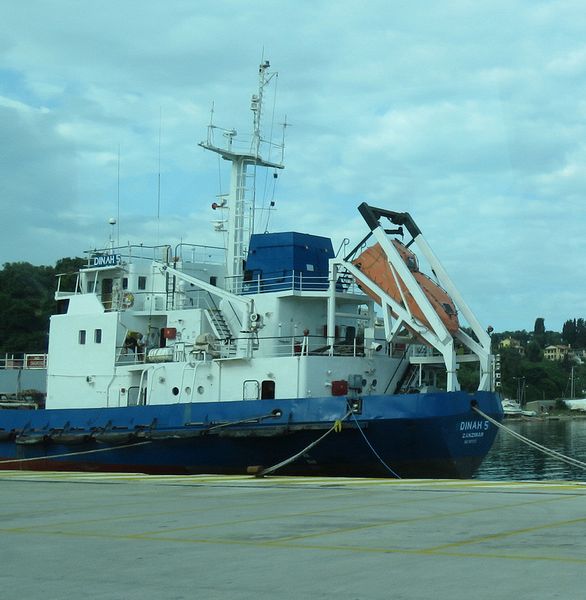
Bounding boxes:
[525,341,542,362]
[577,318,586,348]
[562,319,577,346]
[534,317,545,336]
[55,257,86,292]
[0,262,53,352]
[533,317,546,348]
[0,258,85,353]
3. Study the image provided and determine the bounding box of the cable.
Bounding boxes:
[350,411,402,478]
[258,409,353,476]
[0,441,152,465]
[258,408,402,479]
[473,406,586,471]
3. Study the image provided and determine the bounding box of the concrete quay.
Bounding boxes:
[0,471,585,599]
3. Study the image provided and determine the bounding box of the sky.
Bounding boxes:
[1,0,586,333]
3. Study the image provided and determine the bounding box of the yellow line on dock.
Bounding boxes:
[3,524,586,566]
[1,470,585,491]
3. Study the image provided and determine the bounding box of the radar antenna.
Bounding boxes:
[199,61,285,291]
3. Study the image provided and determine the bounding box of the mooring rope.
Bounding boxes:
[0,440,152,465]
[203,410,282,432]
[258,410,354,476]
[0,410,282,467]
[350,411,401,478]
[473,406,586,471]
[1,409,402,477]
[258,409,402,478]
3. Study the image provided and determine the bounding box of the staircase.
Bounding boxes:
[206,309,237,357]
[396,364,421,394]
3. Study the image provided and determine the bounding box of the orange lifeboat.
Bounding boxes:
[353,240,460,335]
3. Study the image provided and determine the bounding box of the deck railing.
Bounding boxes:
[114,334,390,366]
[0,353,48,370]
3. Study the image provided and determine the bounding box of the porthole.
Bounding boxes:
[197,386,205,395]
[172,386,179,396]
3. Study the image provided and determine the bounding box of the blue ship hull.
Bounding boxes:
[0,390,502,478]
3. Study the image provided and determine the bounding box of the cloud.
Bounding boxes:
[0,100,80,256]
[1,1,586,332]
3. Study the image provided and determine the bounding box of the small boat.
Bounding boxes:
[564,399,586,412]
[501,399,537,418]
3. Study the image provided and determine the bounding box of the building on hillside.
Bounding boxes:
[543,344,570,361]
[498,337,525,356]
[568,348,586,364]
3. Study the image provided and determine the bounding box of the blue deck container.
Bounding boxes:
[243,232,335,292]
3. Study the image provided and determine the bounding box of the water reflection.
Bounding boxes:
[474,418,586,481]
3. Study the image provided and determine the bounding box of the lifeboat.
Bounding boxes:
[353,240,460,335]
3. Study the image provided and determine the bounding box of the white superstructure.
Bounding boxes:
[46,61,493,412]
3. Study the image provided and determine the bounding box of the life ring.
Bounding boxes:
[122,292,135,308]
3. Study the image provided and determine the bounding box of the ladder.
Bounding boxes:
[165,272,176,310]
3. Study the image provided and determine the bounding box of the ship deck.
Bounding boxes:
[1,472,584,599]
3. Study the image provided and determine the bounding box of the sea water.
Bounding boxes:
[475,417,586,481]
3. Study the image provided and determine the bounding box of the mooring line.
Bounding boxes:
[257,409,402,478]
[258,410,354,477]
[349,411,402,478]
[0,410,282,467]
[473,406,586,471]
[0,441,152,465]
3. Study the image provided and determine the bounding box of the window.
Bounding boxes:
[79,330,86,345]
[243,380,260,400]
[56,299,69,314]
[94,329,102,343]
[138,276,147,290]
[127,386,142,406]
[122,277,128,290]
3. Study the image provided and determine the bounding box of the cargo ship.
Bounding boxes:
[0,61,502,477]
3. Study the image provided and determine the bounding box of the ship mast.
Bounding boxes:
[199,60,284,292]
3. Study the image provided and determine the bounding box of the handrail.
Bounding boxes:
[0,353,48,370]
[238,271,365,295]
[384,347,410,394]
[174,243,226,265]
[113,334,386,365]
